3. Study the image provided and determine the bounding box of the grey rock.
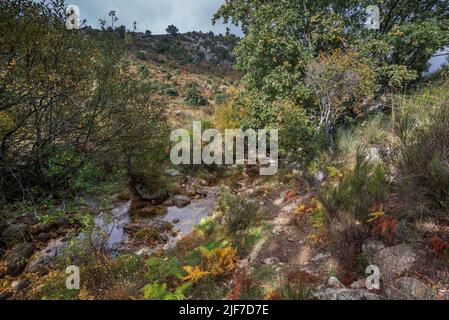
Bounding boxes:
[4,243,34,276]
[390,277,434,300]
[328,276,343,288]
[165,169,182,177]
[173,195,191,208]
[311,252,331,262]
[373,244,417,282]
[361,240,385,263]
[313,288,381,300]
[11,279,30,292]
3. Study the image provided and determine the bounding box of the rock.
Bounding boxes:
[37,232,52,242]
[30,223,51,235]
[28,264,49,276]
[373,244,417,282]
[165,169,182,177]
[173,195,191,208]
[172,219,180,224]
[361,240,385,263]
[150,219,173,232]
[134,206,168,218]
[199,179,209,186]
[390,277,434,300]
[162,199,174,207]
[11,279,30,292]
[4,243,34,276]
[2,224,27,243]
[328,276,343,288]
[263,257,280,265]
[311,253,331,262]
[52,217,69,230]
[23,213,38,226]
[313,288,381,300]
[366,147,381,162]
[123,223,141,234]
[350,279,367,289]
[196,189,208,197]
[0,291,12,300]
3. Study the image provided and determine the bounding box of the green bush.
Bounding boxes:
[136,51,146,60]
[184,82,208,106]
[318,150,390,224]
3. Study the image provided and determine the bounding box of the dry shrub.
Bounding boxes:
[328,213,369,271]
[394,101,449,217]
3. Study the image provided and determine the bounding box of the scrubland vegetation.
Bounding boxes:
[1,0,449,300]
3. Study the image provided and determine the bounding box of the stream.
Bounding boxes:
[31,187,220,265]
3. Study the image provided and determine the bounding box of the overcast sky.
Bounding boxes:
[68,0,241,35]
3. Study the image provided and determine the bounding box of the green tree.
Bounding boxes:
[166,24,179,36]
[0,0,168,200]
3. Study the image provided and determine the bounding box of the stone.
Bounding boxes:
[173,195,191,208]
[390,277,434,300]
[2,224,27,243]
[313,288,381,300]
[165,169,182,177]
[52,217,69,230]
[172,219,180,224]
[162,199,174,207]
[11,279,30,292]
[30,223,51,235]
[373,244,417,282]
[311,253,331,262]
[123,223,141,234]
[263,257,280,265]
[134,206,168,218]
[0,291,12,300]
[361,240,385,263]
[37,232,52,242]
[328,276,343,288]
[4,243,34,276]
[350,279,367,289]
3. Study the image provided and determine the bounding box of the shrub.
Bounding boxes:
[394,98,449,215]
[184,82,208,106]
[318,151,390,224]
[136,51,146,60]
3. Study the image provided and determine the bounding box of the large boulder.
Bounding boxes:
[4,243,34,276]
[373,244,417,282]
[389,277,434,300]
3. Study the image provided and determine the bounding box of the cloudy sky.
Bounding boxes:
[68,0,241,35]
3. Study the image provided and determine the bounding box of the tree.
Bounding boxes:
[166,24,179,36]
[213,0,449,100]
[0,0,168,200]
[305,50,376,138]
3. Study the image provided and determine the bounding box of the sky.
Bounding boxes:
[67,0,242,35]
